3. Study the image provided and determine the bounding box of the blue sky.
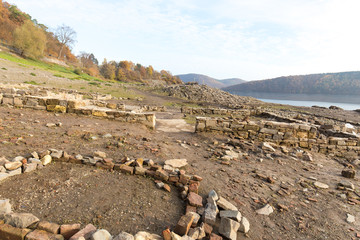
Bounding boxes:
[9,0,360,80]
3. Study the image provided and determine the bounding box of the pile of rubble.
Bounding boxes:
[162,84,260,109]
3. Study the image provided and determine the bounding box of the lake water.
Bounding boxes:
[229,92,360,110]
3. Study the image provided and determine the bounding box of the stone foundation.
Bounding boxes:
[196,117,360,158]
[0,86,156,129]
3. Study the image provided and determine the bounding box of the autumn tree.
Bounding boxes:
[100,59,116,80]
[55,24,76,60]
[78,52,99,76]
[13,20,46,59]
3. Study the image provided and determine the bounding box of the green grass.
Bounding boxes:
[0,51,143,100]
[53,74,65,78]
[1,67,7,70]
[30,72,36,76]
[23,80,40,85]
[0,51,100,82]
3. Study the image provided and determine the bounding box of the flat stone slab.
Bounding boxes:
[164,159,188,169]
[256,204,274,216]
[217,197,237,211]
[314,181,329,189]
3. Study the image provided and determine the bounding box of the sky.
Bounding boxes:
[8,0,360,80]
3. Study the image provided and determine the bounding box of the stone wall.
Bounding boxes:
[181,106,258,117]
[195,117,360,158]
[0,87,156,129]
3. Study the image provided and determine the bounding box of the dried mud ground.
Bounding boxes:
[0,106,360,239]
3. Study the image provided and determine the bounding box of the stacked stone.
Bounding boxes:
[140,106,166,112]
[195,117,360,157]
[181,106,255,118]
[169,190,250,240]
[0,87,156,129]
[0,150,209,240]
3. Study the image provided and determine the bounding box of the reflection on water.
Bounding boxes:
[230,92,360,110]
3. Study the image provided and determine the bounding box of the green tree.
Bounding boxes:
[13,20,46,59]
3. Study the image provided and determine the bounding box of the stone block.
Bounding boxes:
[3,213,39,228]
[69,224,96,240]
[188,192,203,207]
[47,105,66,113]
[25,229,64,240]
[60,223,81,239]
[37,221,60,234]
[0,224,31,240]
[219,218,240,240]
[173,213,195,236]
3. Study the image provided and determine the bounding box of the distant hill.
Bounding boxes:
[223,71,360,95]
[219,78,246,87]
[176,73,245,88]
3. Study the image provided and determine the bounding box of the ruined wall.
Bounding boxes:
[181,106,258,117]
[196,117,360,158]
[0,87,156,129]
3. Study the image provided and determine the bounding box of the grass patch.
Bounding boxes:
[183,115,197,125]
[88,82,100,87]
[53,74,65,78]
[0,51,100,83]
[1,67,7,70]
[30,72,36,76]
[23,80,40,85]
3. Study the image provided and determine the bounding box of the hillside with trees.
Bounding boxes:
[0,1,181,84]
[177,73,245,88]
[223,71,360,95]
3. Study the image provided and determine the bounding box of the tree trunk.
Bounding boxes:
[58,44,64,59]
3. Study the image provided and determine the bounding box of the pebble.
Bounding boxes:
[256,204,274,215]
[347,213,355,223]
[314,181,329,189]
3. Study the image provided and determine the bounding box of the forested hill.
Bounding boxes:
[0,1,181,84]
[177,73,245,88]
[223,71,360,95]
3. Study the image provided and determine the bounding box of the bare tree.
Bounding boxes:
[55,24,76,59]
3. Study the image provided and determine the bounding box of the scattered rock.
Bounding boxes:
[338,180,355,190]
[219,210,242,222]
[164,159,188,169]
[174,212,195,236]
[37,221,60,234]
[208,190,219,201]
[91,229,112,240]
[60,224,81,239]
[4,161,22,171]
[347,213,355,223]
[239,217,250,233]
[134,231,161,240]
[69,224,97,240]
[0,199,11,214]
[25,229,64,240]
[314,181,329,189]
[41,155,52,166]
[3,212,39,228]
[262,142,275,152]
[342,168,356,179]
[188,192,203,207]
[219,218,240,240]
[217,197,237,211]
[94,151,106,159]
[256,204,274,215]
[114,232,134,240]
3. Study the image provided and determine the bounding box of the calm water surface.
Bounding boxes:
[230,92,360,110]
